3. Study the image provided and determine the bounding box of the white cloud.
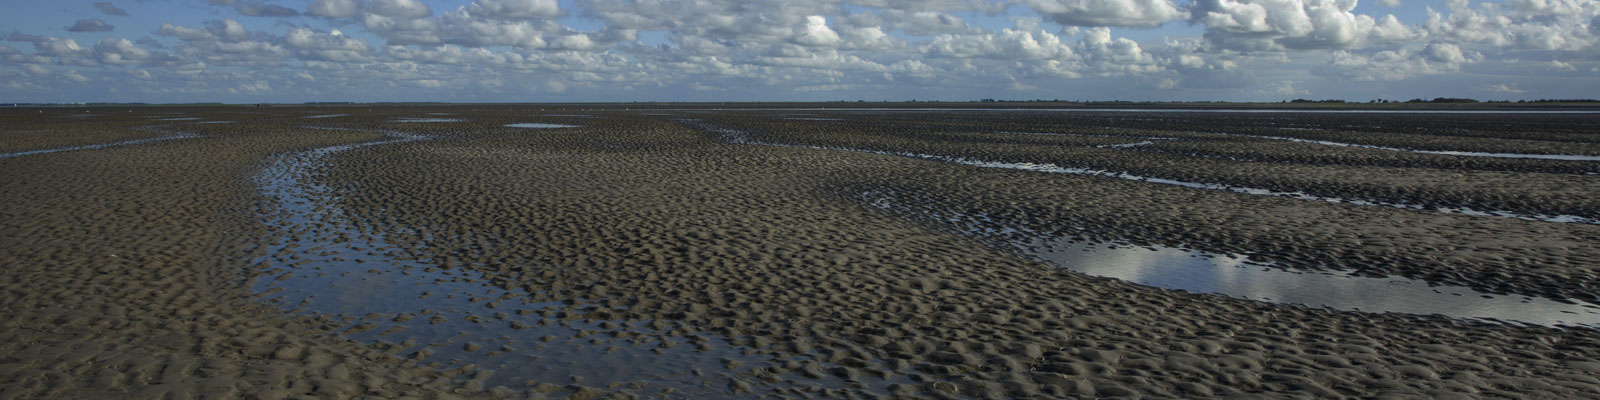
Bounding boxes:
[367,0,432,19]
[308,0,359,17]
[875,10,976,35]
[925,28,1076,60]
[1482,83,1525,93]
[1425,0,1600,51]
[467,0,563,19]
[1198,0,1421,50]
[1314,43,1481,81]
[795,16,842,47]
[1023,0,1184,28]
[94,38,153,65]
[62,70,91,82]
[285,28,373,61]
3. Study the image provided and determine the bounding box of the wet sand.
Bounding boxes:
[3,106,1599,398]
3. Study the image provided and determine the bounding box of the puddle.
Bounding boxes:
[0,130,198,159]
[505,123,579,129]
[157,117,202,121]
[250,130,779,397]
[1097,140,1155,149]
[303,114,350,119]
[997,131,1175,141]
[1247,134,1600,161]
[392,118,465,123]
[858,191,1600,330]
[198,121,234,124]
[686,120,1596,224]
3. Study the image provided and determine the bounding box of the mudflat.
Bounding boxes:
[3,105,1598,399]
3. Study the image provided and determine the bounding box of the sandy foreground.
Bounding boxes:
[3,106,1599,399]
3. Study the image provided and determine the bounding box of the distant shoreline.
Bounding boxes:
[6,101,1600,112]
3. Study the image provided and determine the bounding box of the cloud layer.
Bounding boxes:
[2,0,1596,102]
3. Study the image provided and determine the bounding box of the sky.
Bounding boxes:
[1,0,1596,103]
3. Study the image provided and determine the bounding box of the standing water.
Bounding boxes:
[248,126,779,397]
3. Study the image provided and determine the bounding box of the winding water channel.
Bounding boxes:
[247,125,871,397]
[0,127,197,159]
[687,120,1596,224]
[681,120,1600,329]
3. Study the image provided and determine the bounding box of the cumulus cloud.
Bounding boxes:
[467,0,563,19]
[1314,43,1481,80]
[925,28,1076,60]
[367,0,432,19]
[794,16,842,47]
[1023,0,1184,28]
[1197,0,1420,50]
[308,0,359,17]
[94,2,129,16]
[94,38,153,64]
[158,19,253,42]
[1425,0,1600,51]
[285,28,373,61]
[871,10,977,35]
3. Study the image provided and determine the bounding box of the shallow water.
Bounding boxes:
[392,118,465,123]
[689,121,1596,224]
[505,123,579,129]
[0,131,198,159]
[250,130,785,397]
[1249,134,1600,161]
[1097,140,1156,149]
[859,191,1600,330]
[303,114,349,119]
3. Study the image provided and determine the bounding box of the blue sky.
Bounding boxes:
[2,0,1596,103]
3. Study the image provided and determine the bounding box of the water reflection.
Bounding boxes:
[505,123,579,129]
[686,120,1596,224]
[1246,133,1600,161]
[859,191,1600,329]
[0,131,198,159]
[251,129,768,397]
[392,117,465,123]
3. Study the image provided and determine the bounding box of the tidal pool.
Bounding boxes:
[858,191,1600,330]
[505,123,579,129]
[392,117,465,123]
[1246,133,1600,161]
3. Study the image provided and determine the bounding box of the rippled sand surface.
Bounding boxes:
[3,106,1599,399]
